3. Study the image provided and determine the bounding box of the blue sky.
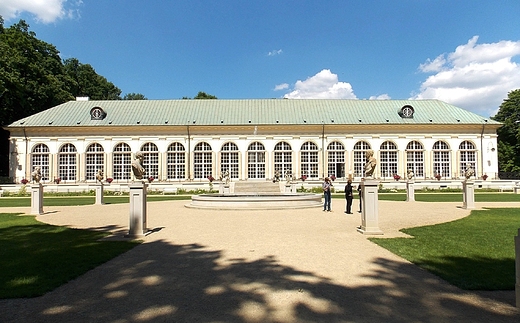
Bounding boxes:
[2,1,520,118]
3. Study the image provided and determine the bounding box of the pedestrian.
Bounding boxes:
[357,178,363,213]
[322,177,333,212]
[344,179,353,214]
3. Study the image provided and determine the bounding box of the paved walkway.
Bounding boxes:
[1,199,520,322]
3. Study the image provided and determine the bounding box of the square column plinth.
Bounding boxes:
[95,184,104,205]
[31,184,44,215]
[462,180,475,209]
[126,182,148,238]
[406,181,415,202]
[357,179,383,235]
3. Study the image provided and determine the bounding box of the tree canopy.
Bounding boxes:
[123,93,147,100]
[182,91,218,100]
[492,89,520,173]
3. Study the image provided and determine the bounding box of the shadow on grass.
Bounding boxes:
[1,240,518,322]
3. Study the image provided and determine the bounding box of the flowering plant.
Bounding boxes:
[330,175,336,181]
[106,177,113,184]
[393,174,401,181]
[21,178,29,185]
[148,176,155,183]
[54,177,61,184]
[300,175,308,181]
[207,175,215,182]
[482,174,488,180]
[434,174,441,181]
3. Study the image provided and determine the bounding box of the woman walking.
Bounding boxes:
[322,177,333,212]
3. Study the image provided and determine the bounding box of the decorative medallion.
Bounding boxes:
[90,107,106,120]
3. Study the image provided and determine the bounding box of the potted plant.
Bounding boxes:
[207,175,215,191]
[434,174,441,181]
[20,178,29,185]
[482,174,488,180]
[106,177,113,184]
[148,176,155,183]
[393,174,401,181]
[300,175,308,181]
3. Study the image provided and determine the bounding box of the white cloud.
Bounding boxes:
[283,69,357,99]
[273,83,289,91]
[412,36,520,117]
[0,0,81,23]
[369,94,391,100]
[268,49,283,56]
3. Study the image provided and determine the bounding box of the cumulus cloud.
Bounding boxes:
[268,49,283,56]
[282,69,357,99]
[369,94,391,100]
[0,0,81,23]
[412,36,520,117]
[273,83,289,91]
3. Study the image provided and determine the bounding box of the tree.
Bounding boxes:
[182,91,218,100]
[492,89,520,173]
[123,93,147,100]
[63,58,121,100]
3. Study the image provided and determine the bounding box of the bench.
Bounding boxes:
[162,187,178,195]
[499,186,514,192]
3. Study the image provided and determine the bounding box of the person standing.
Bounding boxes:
[322,177,333,212]
[357,179,363,213]
[344,179,353,214]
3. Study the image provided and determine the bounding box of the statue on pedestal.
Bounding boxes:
[222,170,230,186]
[407,169,415,181]
[95,169,104,183]
[31,166,42,183]
[364,150,377,178]
[464,164,475,180]
[132,152,146,180]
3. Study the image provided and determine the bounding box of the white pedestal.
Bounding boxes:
[223,185,230,194]
[357,179,383,235]
[462,180,475,209]
[126,182,148,238]
[30,183,44,215]
[406,181,415,202]
[95,183,104,205]
[515,229,520,307]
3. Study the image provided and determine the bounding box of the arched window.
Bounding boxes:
[433,141,450,178]
[58,144,77,181]
[406,141,424,177]
[459,141,477,178]
[193,142,212,179]
[86,143,104,181]
[300,141,319,178]
[167,142,185,180]
[31,144,50,182]
[353,141,371,177]
[113,143,132,180]
[141,142,159,179]
[327,141,345,178]
[248,142,265,179]
[221,142,239,179]
[274,141,292,176]
[380,141,398,178]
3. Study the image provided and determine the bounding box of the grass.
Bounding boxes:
[0,213,140,298]
[369,208,520,290]
[0,194,191,208]
[330,192,520,202]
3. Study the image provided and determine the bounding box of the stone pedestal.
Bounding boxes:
[515,229,520,307]
[462,180,475,209]
[357,179,383,235]
[223,185,231,194]
[30,183,44,215]
[126,182,148,238]
[406,180,415,202]
[95,183,104,205]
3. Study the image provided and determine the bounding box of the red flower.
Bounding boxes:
[21,178,29,185]
[106,178,113,183]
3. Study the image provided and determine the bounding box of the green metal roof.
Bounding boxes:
[6,99,500,128]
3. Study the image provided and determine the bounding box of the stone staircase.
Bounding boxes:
[233,181,282,194]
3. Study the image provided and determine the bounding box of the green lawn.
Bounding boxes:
[0,213,140,298]
[331,192,520,202]
[369,208,520,290]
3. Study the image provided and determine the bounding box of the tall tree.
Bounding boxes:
[182,91,218,100]
[123,93,147,100]
[492,89,520,172]
[63,58,121,100]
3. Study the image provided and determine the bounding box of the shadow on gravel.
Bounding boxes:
[1,240,519,323]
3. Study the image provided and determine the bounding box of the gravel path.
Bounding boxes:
[1,199,520,322]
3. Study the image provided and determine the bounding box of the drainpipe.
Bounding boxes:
[480,121,486,178]
[23,127,29,180]
[187,125,191,180]
[322,122,325,179]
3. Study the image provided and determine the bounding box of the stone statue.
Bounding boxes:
[222,170,230,186]
[407,169,415,181]
[31,166,42,183]
[273,170,281,183]
[131,152,146,180]
[95,169,104,183]
[364,150,377,178]
[285,171,292,184]
[464,164,475,180]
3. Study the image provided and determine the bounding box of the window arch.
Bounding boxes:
[141,142,159,179]
[58,143,77,181]
[406,141,424,177]
[248,142,265,179]
[433,141,450,178]
[459,140,477,178]
[274,141,292,176]
[167,142,185,180]
[31,144,50,182]
[380,141,398,178]
[193,142,212,179]
[221,142,239,179]
[113,143,132,180]
[86,143,104,181]
[353,141,371,177]
[327,141,345,178]
[300,141,319,178]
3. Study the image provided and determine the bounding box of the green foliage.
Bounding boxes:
[183,91,218,100]
[492,89,520,172]
[123,92,147,100]
[370,208,520,290]
[63,58,121,100]
[0,213,140,298]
